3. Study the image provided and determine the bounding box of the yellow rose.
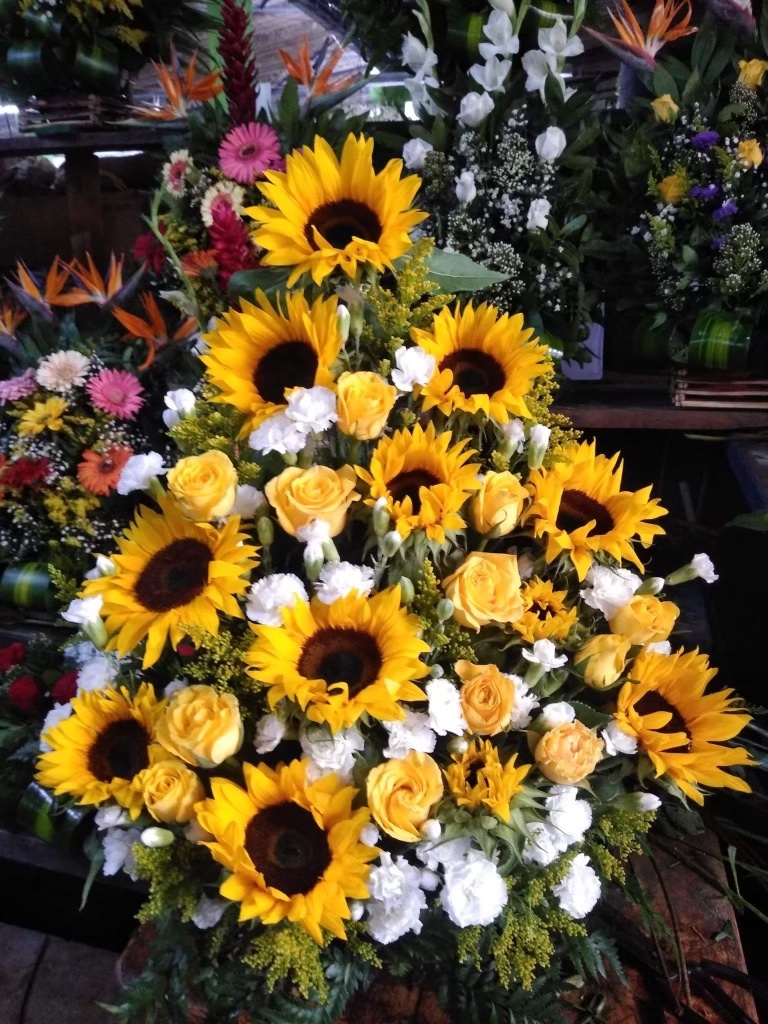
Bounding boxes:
[366,750,444,842]
[739,58,768,90]
[651,94,679,124]
[442,552,524,632]
[658,173,685,205]
[336,371,397,440]
[156,685,243,768]
[574,634,631,690]
[470,472,528,537]
[167,451,238,522]
[608,595,679,646]
[456,660,515,735]
[265,465,360,538]
[535,721,604,785]
[141,758,205,823]
[739,139,764,168]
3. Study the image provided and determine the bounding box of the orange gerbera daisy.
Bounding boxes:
[180,250,219,278]
[78,446,133,496]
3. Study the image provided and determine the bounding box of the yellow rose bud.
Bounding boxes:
[535,720,604,785]
[608,594,679,646]
[141,758,205,823]
[456,660,515,735]
[336,371,398,441]
[658,173,685,205]
[167,451,238,522]
[651,94,679,123]
[739,58,768,90]
[265,465,360,538]
[739,139,763,168]
[156,684,243,768]
[442,552,524,632]
[469,471,528,537]
[574,634,631,690]
[366,750,444,842]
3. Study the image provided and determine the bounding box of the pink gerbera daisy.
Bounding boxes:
[218,122,284,185]
[87,369,144,419]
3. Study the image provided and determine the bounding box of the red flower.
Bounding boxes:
[134,223,168,275]
[2,457,51,491]
[8,675,42,713]
[176,642,196,658]
[0,641,25,672]
[218,0,258,125]
[51,670,79,704]
[209,203,259,288]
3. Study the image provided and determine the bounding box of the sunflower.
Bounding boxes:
[201,290,341,437]
[444,739,530,820]
[82,494,258,669]
[77,445,133,496]
[195,758,378,943]
[245,586,429,733]
[513,578,578,644]
[411,302,550,422]
[356,421,482,542]
[247,134,426,286]
[35,684,164,818]
[523,441,667,581]
[613,648,755,805]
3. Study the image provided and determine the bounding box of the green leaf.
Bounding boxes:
[570,701,612,730]
[277,77,300,135]
[80,830,105,910]
[560,214,587,238]
[691,12,718,75]
[681,67,703,106]
[762,0,768,55]
[426,249,509,291]
[653,64,679,102]
[227,267,288,303]
[728,510,768,530]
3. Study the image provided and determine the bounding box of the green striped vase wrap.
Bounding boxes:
[17,781,91,850]
[532,0,572,27]
[605,313,672,371]
[0,563,56,611]
[682,311,752,370]
[446,13,485,57]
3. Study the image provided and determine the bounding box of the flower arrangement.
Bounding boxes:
[27,132,758,1022]
[0,254,199,591]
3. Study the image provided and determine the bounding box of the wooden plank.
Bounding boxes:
[555,401,768,431]
[22,934,118,1024]
[0,923,46,1024]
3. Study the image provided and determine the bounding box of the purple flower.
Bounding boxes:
[0,368,36,405]
[710,237,726,250]
[691,130,721,149]
[689,184,719,200]
[712,201,738,221]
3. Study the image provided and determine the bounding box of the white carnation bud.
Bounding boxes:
[527,424,551,470]
[381,530,403,557]
[140,827,175,848]
[420,819,442,841]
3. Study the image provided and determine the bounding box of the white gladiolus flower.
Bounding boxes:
[580,565,643,619]
[551,853,601,919]
[426,677,467,736]
[391,345,436,391]
[469,55,512,93]
[602,720,638,756]
[315,562,375,604]
[162,388,196,428]
[192,895,227,929]
[36,350,90,393]
[117,452,167,495]
[401,33,439,81]
[527,197,552,231]
[249,412,307,455]
[61,595,103,626]
[457,90,495,127]
[490,0,516,14]
[521,49,557,96]
[300,724,364,783]
[254,713,287,754]
[455,170,477,204]
[441,852,508,926]
[535,126,567,162]
[384,710,437,759]
[537,701,575,731]
[403,138,434,171]
[246,573,308,626]
[539,19,585,60]
[479,10,520,60]
[522,639,567,671]
[230,485,265,520]
[285,386,338,434]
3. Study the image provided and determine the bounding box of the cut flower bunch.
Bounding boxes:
[34,133,755,1023]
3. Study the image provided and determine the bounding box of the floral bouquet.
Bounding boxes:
[0,253,199,594]
[31,133,756,1023]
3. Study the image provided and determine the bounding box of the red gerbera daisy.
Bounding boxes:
[2,457,51,490]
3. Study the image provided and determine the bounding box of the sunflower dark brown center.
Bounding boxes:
[440,350,506,397]
[253,340,319,405]
[305,200,382,251]
[465,757,485,789]
[245,803,331,895]
[634,691,691,753]
[556,489,615,537]
[298,627,383,694]
[88,719,150,782]
[388,469,441,513]
[134,538,212,612]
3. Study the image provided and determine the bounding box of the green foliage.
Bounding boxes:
[183,623,255,702]
[244,923,329,1001]
[564,930,626,985]
[413,559,475,664]
[132,843,213,924]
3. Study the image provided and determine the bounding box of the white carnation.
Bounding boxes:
[300,724,364,783]
[416,836,472,871]
[580,565,642,619]
[163,678,188,698]
[246,573,308,626]
[285,386,338,434]
[426,677,467,736]
[383,710,436,759]
[117,452,167,495]
[249,412,307,455]
[441,852,508,926]
[366,852,427,944]
[507,674,540,729]
[254,713,287,754]
[501,418,525,452]
[230,485,265,520]
[94,806,132,830]
[551,853,601,919]
[102,828,141,879]
[691,553,718,583]
[545,785,592,844]
[391,345,436,392]
[601,720,638,756]
[646,640,672,656]
[162,388,196,428]
[537,701,575,731]
[521,821,567,866]
[192,895,228,929]
[522,639,567,671]
[61,595,102,627]
[77,653,119,693]
[315,562,375,604]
